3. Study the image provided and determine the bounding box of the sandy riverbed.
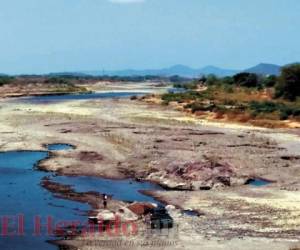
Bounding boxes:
[0,83,300,250]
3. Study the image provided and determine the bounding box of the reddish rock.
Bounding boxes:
[166,161,233,182]
[78,151,103,162]
[127,202,155,216]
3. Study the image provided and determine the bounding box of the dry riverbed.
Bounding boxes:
[0,85,300,250]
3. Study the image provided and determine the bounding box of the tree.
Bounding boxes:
[46,77,71,85]
[205,74,219,86]
[169,75,181,83]
[222,76,234,85]
[262,75,277,87]
[0,76,14,86]
[233,72,258,87]
[275,64,300,100]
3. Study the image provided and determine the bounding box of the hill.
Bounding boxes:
[81,65,238,78]
[244,63,281,76]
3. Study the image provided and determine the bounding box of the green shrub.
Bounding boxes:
[249,101,300,120]
[206,74,220,86]
[223,99,237,105]
[279,110,290,120]
[46,77,71,85]
[0,76,14,86]
[222,76,234,85]
[262,75,277,87]
[275,64,300,100]
[173,80,199,90]
[233,72,258,87]
[249,101,279,113]
[222,84,234,93]
[161,91,208,104]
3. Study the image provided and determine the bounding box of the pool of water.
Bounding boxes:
[17,92,145,104]
[182,209,201,217]
[246,178,271,187]
[47,144,75,151]
[0,150,163,249]
[53,176,163,204]
[168,87,186,94]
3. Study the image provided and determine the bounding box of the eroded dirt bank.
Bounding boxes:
[0,87,300,250]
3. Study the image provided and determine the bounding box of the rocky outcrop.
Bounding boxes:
[91,206,139,224]
[147,161,249,190]
[127,202,156,216]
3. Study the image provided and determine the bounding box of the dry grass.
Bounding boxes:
[211,87,272,104]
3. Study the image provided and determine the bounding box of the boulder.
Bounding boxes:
[96,210,115,221]
[230,175,249,186]
[116,207,139,221]
[191,180,213,190]
[127,202,155,216]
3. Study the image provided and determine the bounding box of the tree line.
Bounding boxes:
[174,63,300,101]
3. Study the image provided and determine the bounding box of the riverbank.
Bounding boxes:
[0,81,90,98]
[0,77,169,98]
[155,85,300,129]
[0,84,300,250]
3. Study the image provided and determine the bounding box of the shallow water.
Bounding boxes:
[17,92,144,104]
[0,150,162,249]
[247,178,271,187]
[0,151,89,250]
[47,144,75,151]
[182,209,201,217]
[53,175,163,204]
[168,87,186,94]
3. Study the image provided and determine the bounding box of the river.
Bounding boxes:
[0,92,163,250]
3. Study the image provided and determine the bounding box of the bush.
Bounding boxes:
[222,84,234,93]
[45,77,71,85]
[223,99,237,105]
[279,110,290,120]
[262,75,277,87]
[275,64,300,100]
[233,72,258,87]
[130,95,138,100]
[0,76,14,86]
[222,76,234,85]
[173,81,198,90]
[184,101,231,114]
[249,101,279,113]
[185,102,204,113]
[292,108,300,117]
[161,91,206,104]
[206,74,220,86]
[249,101,300,120]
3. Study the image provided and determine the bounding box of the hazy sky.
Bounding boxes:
[0,0,299,74]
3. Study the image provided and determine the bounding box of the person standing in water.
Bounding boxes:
[103,193,108,208]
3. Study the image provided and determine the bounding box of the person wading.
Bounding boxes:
[103,193,108,209]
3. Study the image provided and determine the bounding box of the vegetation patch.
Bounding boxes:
[0,76,14,86]
[160,64,300,127]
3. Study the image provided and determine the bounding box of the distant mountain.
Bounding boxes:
[159,64,198,77]
[199,65,238,77]
[47,72,91,77]
[82,65,197,77]
[47,62,290,78]
[244,63,281,76]
[82,65,239,78]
